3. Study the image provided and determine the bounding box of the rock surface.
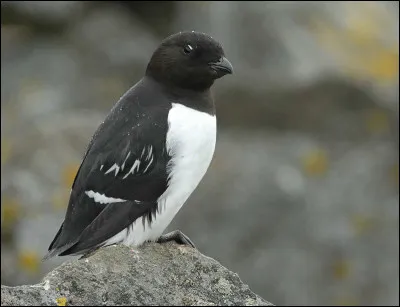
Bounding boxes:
[1,242,273,306]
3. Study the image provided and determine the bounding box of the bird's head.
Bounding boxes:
[146,31,233,92]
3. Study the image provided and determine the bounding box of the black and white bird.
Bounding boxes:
[44,31,233,260]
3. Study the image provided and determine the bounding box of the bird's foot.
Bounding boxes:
[78,247,100,260]
[157,230,196,249]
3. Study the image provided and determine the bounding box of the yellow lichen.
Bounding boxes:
[56,297,67,306]
[1,198,22,229]
[309,2,399,85]
[351,215,376,236]
[18,250,40,274]
[62,164,80,188]
[1,139,13,165]
[301,149,329,176]
[332,260,351,280]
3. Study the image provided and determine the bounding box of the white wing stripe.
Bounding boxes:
[105,163,120,176]
[102,146,152,179]
[143,155,153,173]
[121,151,131,171]
[123,159,141,179]
[85,190,126,204]
[146,145,153,161]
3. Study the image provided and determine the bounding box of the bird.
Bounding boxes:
[43,31,233,260]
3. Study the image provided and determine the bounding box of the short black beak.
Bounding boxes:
[210,56,233,76]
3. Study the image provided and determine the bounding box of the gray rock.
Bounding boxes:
[1,243,273,306]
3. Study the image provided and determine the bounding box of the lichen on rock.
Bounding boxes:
[1,242,273,306]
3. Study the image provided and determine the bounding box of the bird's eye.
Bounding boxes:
[183,44,193,54]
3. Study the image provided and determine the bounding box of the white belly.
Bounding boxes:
[105,103,216,247]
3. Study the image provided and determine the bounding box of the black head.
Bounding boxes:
[146,31,233,92]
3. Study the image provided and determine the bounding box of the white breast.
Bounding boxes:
[104,103,216,247]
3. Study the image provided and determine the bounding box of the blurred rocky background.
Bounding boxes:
[1,1,398,306]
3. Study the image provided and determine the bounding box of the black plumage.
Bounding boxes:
[44,31,233,259]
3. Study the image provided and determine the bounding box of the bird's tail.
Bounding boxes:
[42,242,77,262]
[42,249,59,262]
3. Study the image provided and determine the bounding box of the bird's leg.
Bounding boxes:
[157,230,196,249]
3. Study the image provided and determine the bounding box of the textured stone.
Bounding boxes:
[1,243,273,306]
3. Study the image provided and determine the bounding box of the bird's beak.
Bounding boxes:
[210,56,234,76]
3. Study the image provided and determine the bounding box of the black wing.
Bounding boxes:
[45,79,172,258]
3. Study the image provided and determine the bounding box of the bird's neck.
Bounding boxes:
[143,76,216,115]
